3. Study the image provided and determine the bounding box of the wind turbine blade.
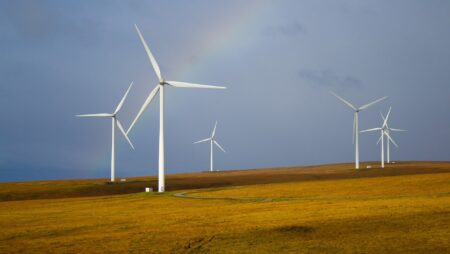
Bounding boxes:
[166,81,226,89]
[359,96,388,110]
[116,119,135,149]
[114,82,133,114]
[385,132,398,147]
[212,121,218,138]
[76,113,113,117]
[383,107,392,127]
[330,91,357,110]
[214,140,226,153]
[134,24,163,82]
[193,138,211,144]
[127,85,160,134]
[380,112,386,122]
[376,135,382,145]
[390,128,407,132]
[360,127,382,133]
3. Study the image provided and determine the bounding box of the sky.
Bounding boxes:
[1,0,449,182]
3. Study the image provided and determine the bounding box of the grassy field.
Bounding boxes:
[0,161,449,253]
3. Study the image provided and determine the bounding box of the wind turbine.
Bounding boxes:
[127,24,226,193]
[331,92,387,169]
[361,107,404,168]
[193,121,226,172]
[360,108,391,168]
[76,82,135,182]
[379,108,407,163]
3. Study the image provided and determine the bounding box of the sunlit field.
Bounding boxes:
[0,162,449,253]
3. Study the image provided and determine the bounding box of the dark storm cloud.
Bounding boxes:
[297,69,363,90]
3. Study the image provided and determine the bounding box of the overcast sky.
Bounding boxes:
[1,0,449,181]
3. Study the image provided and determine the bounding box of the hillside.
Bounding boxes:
[1,161,449,202]
[0,161,449,253]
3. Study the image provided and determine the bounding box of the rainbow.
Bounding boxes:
[173,1,275,80]
[95,2,274,172]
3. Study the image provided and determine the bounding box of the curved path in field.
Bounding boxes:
[173,191,296,202]
[173,191,346,202]
[173,191,264,201]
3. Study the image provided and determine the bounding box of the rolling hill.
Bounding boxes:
[0,161,449,253]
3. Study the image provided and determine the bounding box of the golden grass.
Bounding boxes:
[192,172,450,199]
[0,162,449,253]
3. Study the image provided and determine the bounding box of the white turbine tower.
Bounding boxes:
[193,121,226,172]
[76,82,135,182]
[379,108,407,163]
[127,24,226,193]
[331,92,387,169]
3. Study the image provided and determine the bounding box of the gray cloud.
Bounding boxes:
[298,69,363,90]
[263,22,306,38]
[0,0,100,46]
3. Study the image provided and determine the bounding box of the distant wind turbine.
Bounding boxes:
[331,92,387,169]
[360,107,391,168]
[127,24,226,192]
[76,82,134,182]
[361,107,405,168]
[194,121,226,172]
[379,108,407,163]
